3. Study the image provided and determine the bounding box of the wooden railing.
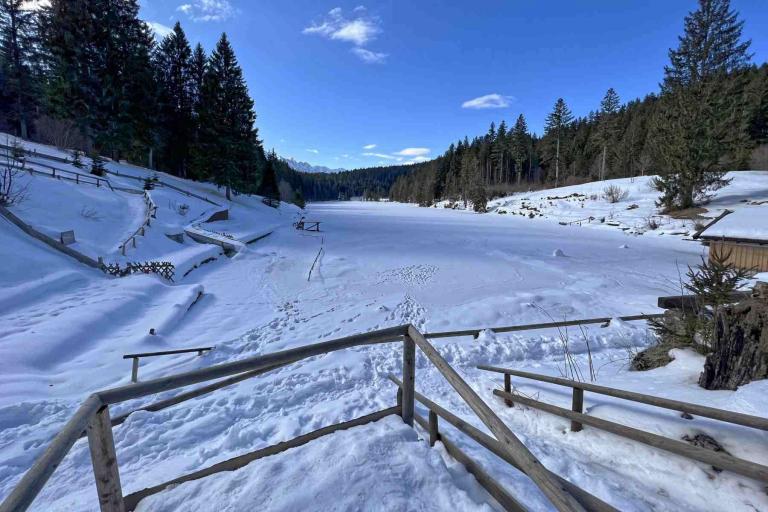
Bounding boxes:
[105,169,221,207]
[0,324,597,512]
[478,365,768,484]
[123,347,213,383]
[118,192,157,255]
[0,160,113,190]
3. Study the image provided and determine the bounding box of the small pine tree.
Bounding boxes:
[293,188,306,209]
[71,150,84,168]
[90,153,106,176]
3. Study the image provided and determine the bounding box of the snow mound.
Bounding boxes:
[552,248,566,257]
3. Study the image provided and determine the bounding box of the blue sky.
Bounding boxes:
[140,1,768,169]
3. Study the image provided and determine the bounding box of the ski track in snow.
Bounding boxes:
[2,178,768,510]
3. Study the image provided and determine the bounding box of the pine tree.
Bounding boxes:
[544,98,573,187]
[154,22,193,177]
[197,33,263,200]
[257,150,280,201]
[0,0,40,139]
[510,114,529,184]
[598,88,620,181]
[654,0,752,211]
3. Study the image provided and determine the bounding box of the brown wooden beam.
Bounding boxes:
[123,407,400,511]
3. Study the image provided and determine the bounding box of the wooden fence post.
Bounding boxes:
[131,358,139,383]
[87,406,125,512]
[504,374,513,407]
[571,388,584,432]
[428,410,439,447]
[401,335,416,427]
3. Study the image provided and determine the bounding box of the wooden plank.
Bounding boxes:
[424,314,662,340]
[98,325,408,405]
[414,413,527,512]
[571,389,584,432]
[109,363,289,429]
[401,335,416,426]
[504,374,513,407]
[130,358,139,384]
[477,365,768,431]
[122,347,213,359]
[428,410,439,447]
[406,326,586,512]
[123,407,400,511]
[0,395,103,512]
[493,389,768,483]
[87,407,125,512]
[389,376,616,512]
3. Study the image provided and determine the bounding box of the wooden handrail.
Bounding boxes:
[122,347,213,359]
[493,389,768,484]
[389,375,616,512]
[406,326,586,512]
[424,313,663,339]
[477,365,768,431]
[0,325,409,512]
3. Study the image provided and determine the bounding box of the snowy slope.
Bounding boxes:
[484,172,768,237]
[2,138,768,511]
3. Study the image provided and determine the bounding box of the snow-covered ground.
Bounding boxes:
[2,138,768,511]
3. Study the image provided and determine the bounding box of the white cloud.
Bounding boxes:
[461,93,514,109]
[362,144,376,150]
[407,156,429,163]
[363,152,398,160]
[394,147,430,157]
[306,149,320,154]
[304,7,380,46]
[176,0,235,22]
[147,21,174,39]
[351,48,387,64]
[304,7,388,63]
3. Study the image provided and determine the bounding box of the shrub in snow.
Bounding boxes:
[645,216,661,230]
[90,154,106,176]
[143,176,155,190]
[0,140,27,206]
[602,184,628,203]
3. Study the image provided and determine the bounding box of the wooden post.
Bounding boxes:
[131,358,139,383]
[571,388,584,432]
[401,335,416,427]
[428,410,439,447]
[504,374,513,407]
[76,174,79,184]
[87,406,125,512]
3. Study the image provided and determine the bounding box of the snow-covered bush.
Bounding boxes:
[602,184,628,203]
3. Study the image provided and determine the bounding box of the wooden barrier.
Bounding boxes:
[493,389,768,484]
[389,375,616,512]
[122,347,213,383]
[123,407,400,511]
[424,313,662,340]
[406,326,586,512]
[477,365,768,431]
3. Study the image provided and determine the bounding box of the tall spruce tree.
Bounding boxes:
[544,98,573,187]
[198,33,263,200]
[653,0,753,211]
[154,22,193,177]
[598,88,620,181]
[510,114,529,184]
[257,149,280,201]
[0,0,40,139]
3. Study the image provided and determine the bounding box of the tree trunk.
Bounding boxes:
[555,137,560,187]
[699,297,768,390]
[600,144,607,181]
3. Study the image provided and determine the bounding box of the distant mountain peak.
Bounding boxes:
[281,157,346,174]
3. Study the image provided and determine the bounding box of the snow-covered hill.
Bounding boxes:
[2,138,767,512]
